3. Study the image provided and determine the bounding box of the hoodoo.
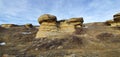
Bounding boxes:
[35,14,84,38]
[105,13,120,27]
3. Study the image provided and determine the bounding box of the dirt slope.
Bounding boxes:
[0,23,120,57]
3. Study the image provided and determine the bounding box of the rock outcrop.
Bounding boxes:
[38,14,57,24]
[36,14,84,38]
[59,17,83,32]
[113,13,120,22]
[105,20,114,26]
[36,14,58,38]
[1,24,18,28]
[24,24,33,28]
[105,13,120,27]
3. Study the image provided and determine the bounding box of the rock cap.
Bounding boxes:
[38,14,57,24]
[113,13,120,17]
[67,17,84,23]
[113,13,120,22]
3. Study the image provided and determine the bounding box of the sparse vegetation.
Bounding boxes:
[97,32,120,43]
[0,21,120,57]
[97,32,114,41]
[74,28,87,34]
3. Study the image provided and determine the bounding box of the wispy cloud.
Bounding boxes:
[0,0,120,25]
[0,0,28,16]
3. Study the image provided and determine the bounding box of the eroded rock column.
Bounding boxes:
[36,14,58,38]
[35,14,84,39]
[59,17,84,33]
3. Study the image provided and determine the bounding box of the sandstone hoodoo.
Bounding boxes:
[105,13,120,27]
[36,14,58,38]
[59,17,84,33]
[38,14,57,30]
[36,14,84,38]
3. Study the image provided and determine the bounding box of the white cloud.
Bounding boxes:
[0,0,120,25]
[79,0,120,23]
[0,0,28,17]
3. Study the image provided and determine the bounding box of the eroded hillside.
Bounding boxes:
[0,13,120,57]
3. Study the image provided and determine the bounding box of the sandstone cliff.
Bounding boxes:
[36,14,84,38]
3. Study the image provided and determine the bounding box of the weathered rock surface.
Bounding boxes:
[105,13,120,27]
[36,14,58,38]
[59,17,83,33]
[105,20,114,26]
[1,24,18,28]
[36,14,84,38]
[113,13,120,17]
[1,13,120,57]
[38,14,57,24]
[113,13,120,22]
[24,23,33,28]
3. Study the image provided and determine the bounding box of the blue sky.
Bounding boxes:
[0,0,120,25]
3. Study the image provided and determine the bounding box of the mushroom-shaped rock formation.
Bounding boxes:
[36,14,84,38]
[105,13,120,27]
[36,14,58,38]
[38,14,58,31]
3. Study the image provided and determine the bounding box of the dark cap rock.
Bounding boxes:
[113,13,120,17]
[113,13,120,22]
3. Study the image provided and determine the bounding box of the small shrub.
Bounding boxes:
[32,35,83,50]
